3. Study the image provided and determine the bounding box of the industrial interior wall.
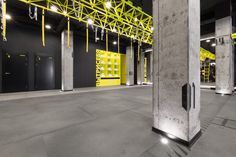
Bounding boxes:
[0,22,137,92]
[0,23,61,92]
[73,30,127,88]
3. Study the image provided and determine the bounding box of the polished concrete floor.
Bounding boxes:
[0,86,235,157]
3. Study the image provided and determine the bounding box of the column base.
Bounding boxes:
[215,90,233,95]
[152,127,202,148]
[61,89,73,92]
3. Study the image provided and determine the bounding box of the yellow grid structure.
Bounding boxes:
[4,1,236,49]
[200,47,215,61]
[18,0,153,44]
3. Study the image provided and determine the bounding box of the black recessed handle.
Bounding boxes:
[192,82,195,109]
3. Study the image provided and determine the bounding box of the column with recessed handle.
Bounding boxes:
[152,0,201,147]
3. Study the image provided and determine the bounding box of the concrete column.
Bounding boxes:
[137,51,144,85]
[152,0,201,146]
[61,30,73,91]
[215,17,234,94]
[147,51,153,83]
[126,46,134,86]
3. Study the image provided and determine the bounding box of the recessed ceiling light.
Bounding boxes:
[50,5,58,12]
[113,41,117,45]
[63,10,67,15]
[161,138,169,145]
[87,18,94,25]
[206,39,211,43]
[45,24,51,29]
[105,1,112,9]
[5,14,11,20]
[211,43,216,47]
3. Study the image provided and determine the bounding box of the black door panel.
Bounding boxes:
[2,53,28,92]
[35,55,55,90]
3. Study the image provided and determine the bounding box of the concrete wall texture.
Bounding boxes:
[153,0,201,142]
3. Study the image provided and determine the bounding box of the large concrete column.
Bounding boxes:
[147,51,153,83]
[152,0,201,146]
[215,17,234,94]
[137,51,144,85]
[126,46,134,86]
[61,30,73,91]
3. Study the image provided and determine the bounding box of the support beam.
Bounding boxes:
[137,51,144,85]
[61,30,73,91]
[152,0,201,146]
[147,51,153,83]
[215,17,234,94]
[126,46,134,86]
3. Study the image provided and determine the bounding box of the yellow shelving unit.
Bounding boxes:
[203,63,210,83]
[96,49,121,87]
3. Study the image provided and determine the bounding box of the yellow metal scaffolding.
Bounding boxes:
[17,0,153,44]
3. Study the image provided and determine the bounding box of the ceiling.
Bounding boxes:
[6,0,235,39]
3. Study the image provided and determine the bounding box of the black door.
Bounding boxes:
[2,52,28,92]
[35,55,55,90]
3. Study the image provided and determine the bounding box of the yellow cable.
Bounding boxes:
[106,30,108,52]
[42,9,45,46]
[67,17,70,48]
[2,0,6,41]
[86,23,88,53]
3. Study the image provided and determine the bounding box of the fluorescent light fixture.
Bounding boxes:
[105,1,112,9]
[5,14,11,20]
[161,138,169,145]
[45,24,51,29]
[50,5,58,12]
[211,43,216,47]
[113,41,117,45]
[206,39,211,43]
[210,62,215,66]
[87,18,94,25]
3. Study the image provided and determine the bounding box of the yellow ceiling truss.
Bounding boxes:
[200,47,215,61]
[16,0,153,44]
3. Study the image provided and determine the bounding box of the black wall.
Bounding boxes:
[0,22,61,92]
[0,22,131,92]
[73,30,127,88]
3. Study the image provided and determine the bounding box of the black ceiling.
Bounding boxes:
[6,0,236,36]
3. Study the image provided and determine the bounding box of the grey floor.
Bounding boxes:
[0,86,235,157]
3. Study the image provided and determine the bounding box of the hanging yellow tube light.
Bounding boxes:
[86,23,89,53]
[67,17,70,48]
[42,9,45,46]
[106,30,108,52]
[2,0,6,41]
